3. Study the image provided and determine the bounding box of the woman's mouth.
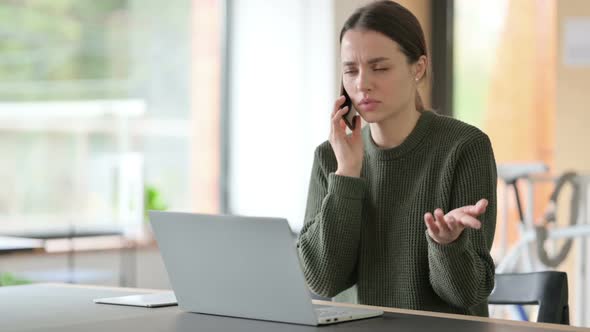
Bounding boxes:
[358,98,381,112]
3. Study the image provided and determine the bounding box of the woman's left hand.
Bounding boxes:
[424,199,488,245]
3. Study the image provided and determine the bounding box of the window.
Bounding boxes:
[0,0,214,234]
[227,0,334,231]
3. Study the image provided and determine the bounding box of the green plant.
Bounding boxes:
[0,273,31,286]
[144,185,167,221]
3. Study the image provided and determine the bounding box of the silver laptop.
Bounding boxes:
[149,211,383,326]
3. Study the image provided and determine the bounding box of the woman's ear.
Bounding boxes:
[413,55,428,82]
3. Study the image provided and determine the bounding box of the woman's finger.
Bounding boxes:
[332,95,346,118]
[434,209,451,233]
[463,199,488,216]
[458,214,482,229]
[424,213,439,235]
[331,106,349,136]
[444,215,454,231]
[475,199,488,214]
[460,204,476,214]
[331,106,349,124]
[339,118,347,130]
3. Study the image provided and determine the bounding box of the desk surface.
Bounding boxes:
[0,224,124,240]
[1,284,588,332]
[0,236,44,254]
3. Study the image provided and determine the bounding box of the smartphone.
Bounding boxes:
[341,83,357,130]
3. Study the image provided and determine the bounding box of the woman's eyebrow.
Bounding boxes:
[342,57,391,66]
[367,57,390,64]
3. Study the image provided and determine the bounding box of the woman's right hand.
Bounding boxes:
[329,95,364,178]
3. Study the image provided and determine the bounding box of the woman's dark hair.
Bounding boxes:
[340,1,428,111]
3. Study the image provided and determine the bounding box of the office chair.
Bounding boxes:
[488,271,569,325]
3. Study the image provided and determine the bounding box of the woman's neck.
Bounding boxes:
[369,104,421,149]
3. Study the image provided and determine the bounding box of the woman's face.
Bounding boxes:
[340,29,424,123]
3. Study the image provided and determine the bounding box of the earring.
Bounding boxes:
[415,77,419,82]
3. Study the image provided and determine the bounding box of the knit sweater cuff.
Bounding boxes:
[327,173,367,200]
[426,230,469,257]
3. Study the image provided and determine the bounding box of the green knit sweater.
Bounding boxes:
[296,110,497,317]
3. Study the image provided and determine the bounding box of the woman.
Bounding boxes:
[296,1,497,317]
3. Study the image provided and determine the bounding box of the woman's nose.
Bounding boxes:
[356,71,372,92]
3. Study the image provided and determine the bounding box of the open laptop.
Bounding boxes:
[148,211,383,326]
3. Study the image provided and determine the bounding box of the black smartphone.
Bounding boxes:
[341,83,357,130]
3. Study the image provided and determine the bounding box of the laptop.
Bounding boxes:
[149,211,383,326]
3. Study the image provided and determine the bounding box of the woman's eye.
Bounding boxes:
[344,70,358,75]
[374,67,389,72]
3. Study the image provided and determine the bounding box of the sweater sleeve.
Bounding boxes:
[296,145,367,298]
[427,134,497,309]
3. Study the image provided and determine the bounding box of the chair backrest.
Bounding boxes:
[488,271,569,325]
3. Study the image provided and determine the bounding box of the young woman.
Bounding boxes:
[297,1,497,317]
